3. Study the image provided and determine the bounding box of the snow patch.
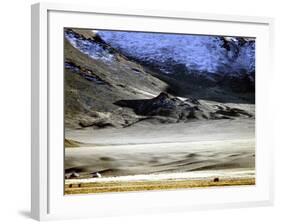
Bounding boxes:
[65,30,115,62]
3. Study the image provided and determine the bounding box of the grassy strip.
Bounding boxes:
[65,178,255,195]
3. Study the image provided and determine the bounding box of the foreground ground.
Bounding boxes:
[65,177,255,194]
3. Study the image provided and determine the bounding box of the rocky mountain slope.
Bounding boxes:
[64,28,254,129]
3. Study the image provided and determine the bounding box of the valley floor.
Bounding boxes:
[65,118,255,194]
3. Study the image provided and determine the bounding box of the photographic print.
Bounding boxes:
[64,28,255,195]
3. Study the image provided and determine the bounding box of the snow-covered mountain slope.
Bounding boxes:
[97,31,255,76]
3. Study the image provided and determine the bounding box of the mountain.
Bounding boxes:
[98,31,255,76]
[64,28,167,128]
[98,31,255,99]
[64,28,254,129]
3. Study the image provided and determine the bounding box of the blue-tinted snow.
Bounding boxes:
[65,31,115,62]
[98,31,255,76]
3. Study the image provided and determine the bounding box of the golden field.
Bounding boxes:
[65,178,255,195]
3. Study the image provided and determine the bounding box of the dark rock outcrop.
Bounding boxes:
[115,92,253,123]
[115,92,198,120]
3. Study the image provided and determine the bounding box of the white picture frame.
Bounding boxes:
[31,2,274,221]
